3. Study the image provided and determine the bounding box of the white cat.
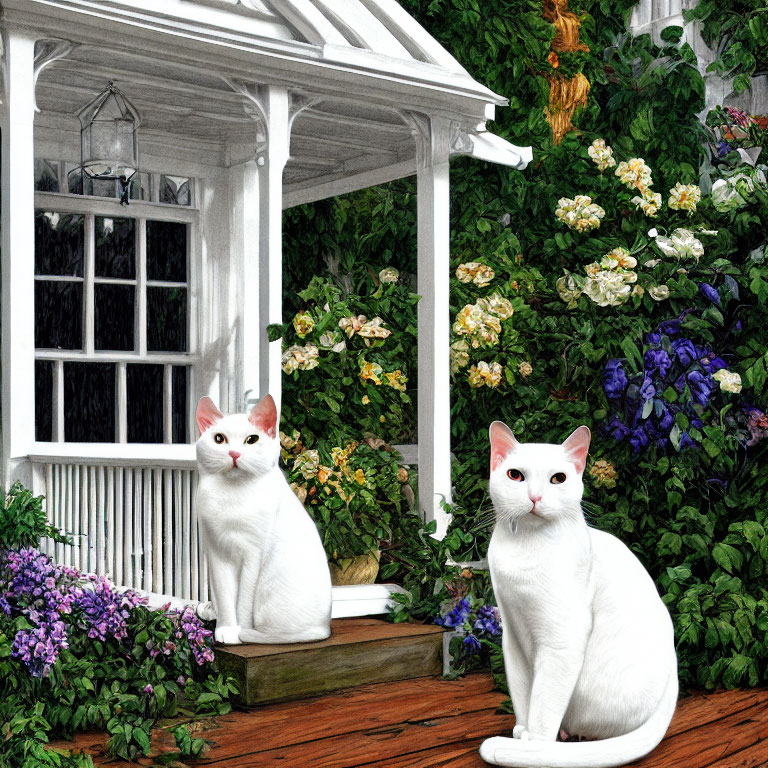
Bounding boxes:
[479,422,678,768]
[194,395,332,645]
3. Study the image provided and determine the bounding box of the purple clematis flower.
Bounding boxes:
[699,283,721,306]
[672,338,698,366]
[644,349,672,377]
[603,359,628,400]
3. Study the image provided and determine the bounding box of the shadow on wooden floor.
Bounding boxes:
[49,673,768,767]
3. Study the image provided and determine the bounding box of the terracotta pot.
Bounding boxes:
[329,549,381,586]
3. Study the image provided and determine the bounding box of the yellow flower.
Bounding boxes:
[713,369,742,394]
[468,361,503,388]
[631,190,662,217]
[339,315,367,338]
[359,360,383,385]
[556,271,584,308]
[479,293,514,320]
[384,370,408,391]
[362,395,370,405]
[555,195,605,232]
[518,361,533,378]
[290,482,308,504]
[648,285,670,301]
[456,262,495,287]
[397,467,409,483]
[357,316,391,340]
[292,311,314,338]
[379,415,386,423]
[615,158,653,192]
[317,467,332,484]
[667,182,701,214]
[450,339,470,374]
[354,468,366,485]
[453,303,502,348]
[589,459,618,489]
[281,344,319,373]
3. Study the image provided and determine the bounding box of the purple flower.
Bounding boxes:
[686,371,713,408]
[639,375,656,401]
[644,349,672,378]
[646,331,661,345]
[699,283,721,306]
[716,140,732,158]
[462,633,482,655]
[144,684,154,695]
[657,317,683,336]
[679,431,695,449]
[436,598,471,630]
[629,426,649,452]
[473,605,501,637]
[657,405,675,431]
[672,338,698,366]
[603,360,628,399]
[605,416,629,441]
[700,355,728,375]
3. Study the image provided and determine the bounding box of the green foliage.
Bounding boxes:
[0,482,70,552]
[684,0,768,88]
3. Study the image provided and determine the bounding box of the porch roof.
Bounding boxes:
[3,0,530,205]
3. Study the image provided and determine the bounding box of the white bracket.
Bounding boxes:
[33,38,77,113]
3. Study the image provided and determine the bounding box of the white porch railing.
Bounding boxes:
[31,446,207,602]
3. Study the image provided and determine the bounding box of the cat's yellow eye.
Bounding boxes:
[213,433,227,444]
[550,472,567,484]
[244,434,259,445]
[507,469,525,482]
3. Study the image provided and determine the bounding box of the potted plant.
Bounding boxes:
[281,431,406,585]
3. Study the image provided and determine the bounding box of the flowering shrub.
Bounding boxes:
[435,594,502,676]
[280,431,405,559]
[0,501,235,766]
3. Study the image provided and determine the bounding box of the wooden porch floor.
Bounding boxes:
[52,673,768,767]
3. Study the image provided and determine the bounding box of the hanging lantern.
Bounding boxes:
[77,81,140,204]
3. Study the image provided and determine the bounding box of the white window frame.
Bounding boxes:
[34,183,199,446]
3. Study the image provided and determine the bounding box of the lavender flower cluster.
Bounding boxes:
[435,597,502,657]
[602,314,728,452]
[0,548,215,677]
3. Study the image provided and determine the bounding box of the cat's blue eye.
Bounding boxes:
[244,434,259,445]
[213,433,226,444]
[550,472,567,484]
[507,469,524,482]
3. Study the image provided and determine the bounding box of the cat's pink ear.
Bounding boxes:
[563,426,591,474]
[248,394,277,438]
[196,397,223,434]
[489,421,519,471]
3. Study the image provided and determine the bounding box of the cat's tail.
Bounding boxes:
[479,668,678,768]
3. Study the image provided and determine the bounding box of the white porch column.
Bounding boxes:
[255,86,290,414]
[1,30,37,488]
[414,115,452,538]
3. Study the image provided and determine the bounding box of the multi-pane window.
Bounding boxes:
[33,161,196,444]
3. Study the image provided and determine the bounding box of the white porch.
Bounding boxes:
[0,0,530,603]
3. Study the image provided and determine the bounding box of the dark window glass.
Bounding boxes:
[130,173,149,201]
[172,366,188,443]
[146,221,187,282]
[94,284,134,351]
[147,287,187,352]
[35,281,83,349]
[64,362,115,442]
[95,217,135,278]
[89,177,119,199]
[35,212,84,276]
[34,160,59,192]
[35,360,53,441]
[159,175,191,206]
[127,364,163,443]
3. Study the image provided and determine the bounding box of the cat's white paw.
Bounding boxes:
[214,625,242,645]
[196,601,217,622]
[519,729,531,741]
[512,724,527,739]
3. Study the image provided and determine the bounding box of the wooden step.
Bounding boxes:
[214,617,444,706]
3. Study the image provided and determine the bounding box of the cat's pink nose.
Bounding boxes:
[229,450,241,461]
[529,493,542,504]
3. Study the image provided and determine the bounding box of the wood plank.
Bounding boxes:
[704,740,768,768]
[200,710,506,767]
[628,698,768,768]
[363,742,487,767]
[665,688,762,737]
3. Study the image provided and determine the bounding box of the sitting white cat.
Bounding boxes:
[195,395,332,645]
[480,422,678,768]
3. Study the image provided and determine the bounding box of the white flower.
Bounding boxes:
[647,228,658,238]
[583,271,633,307]
[648,285,670,301]
[587,139,616,171]
[555,195,605,233]
[713,369,742,394]
[378,267,399,283]
[654,228,704,262]
[615,158,653,192]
